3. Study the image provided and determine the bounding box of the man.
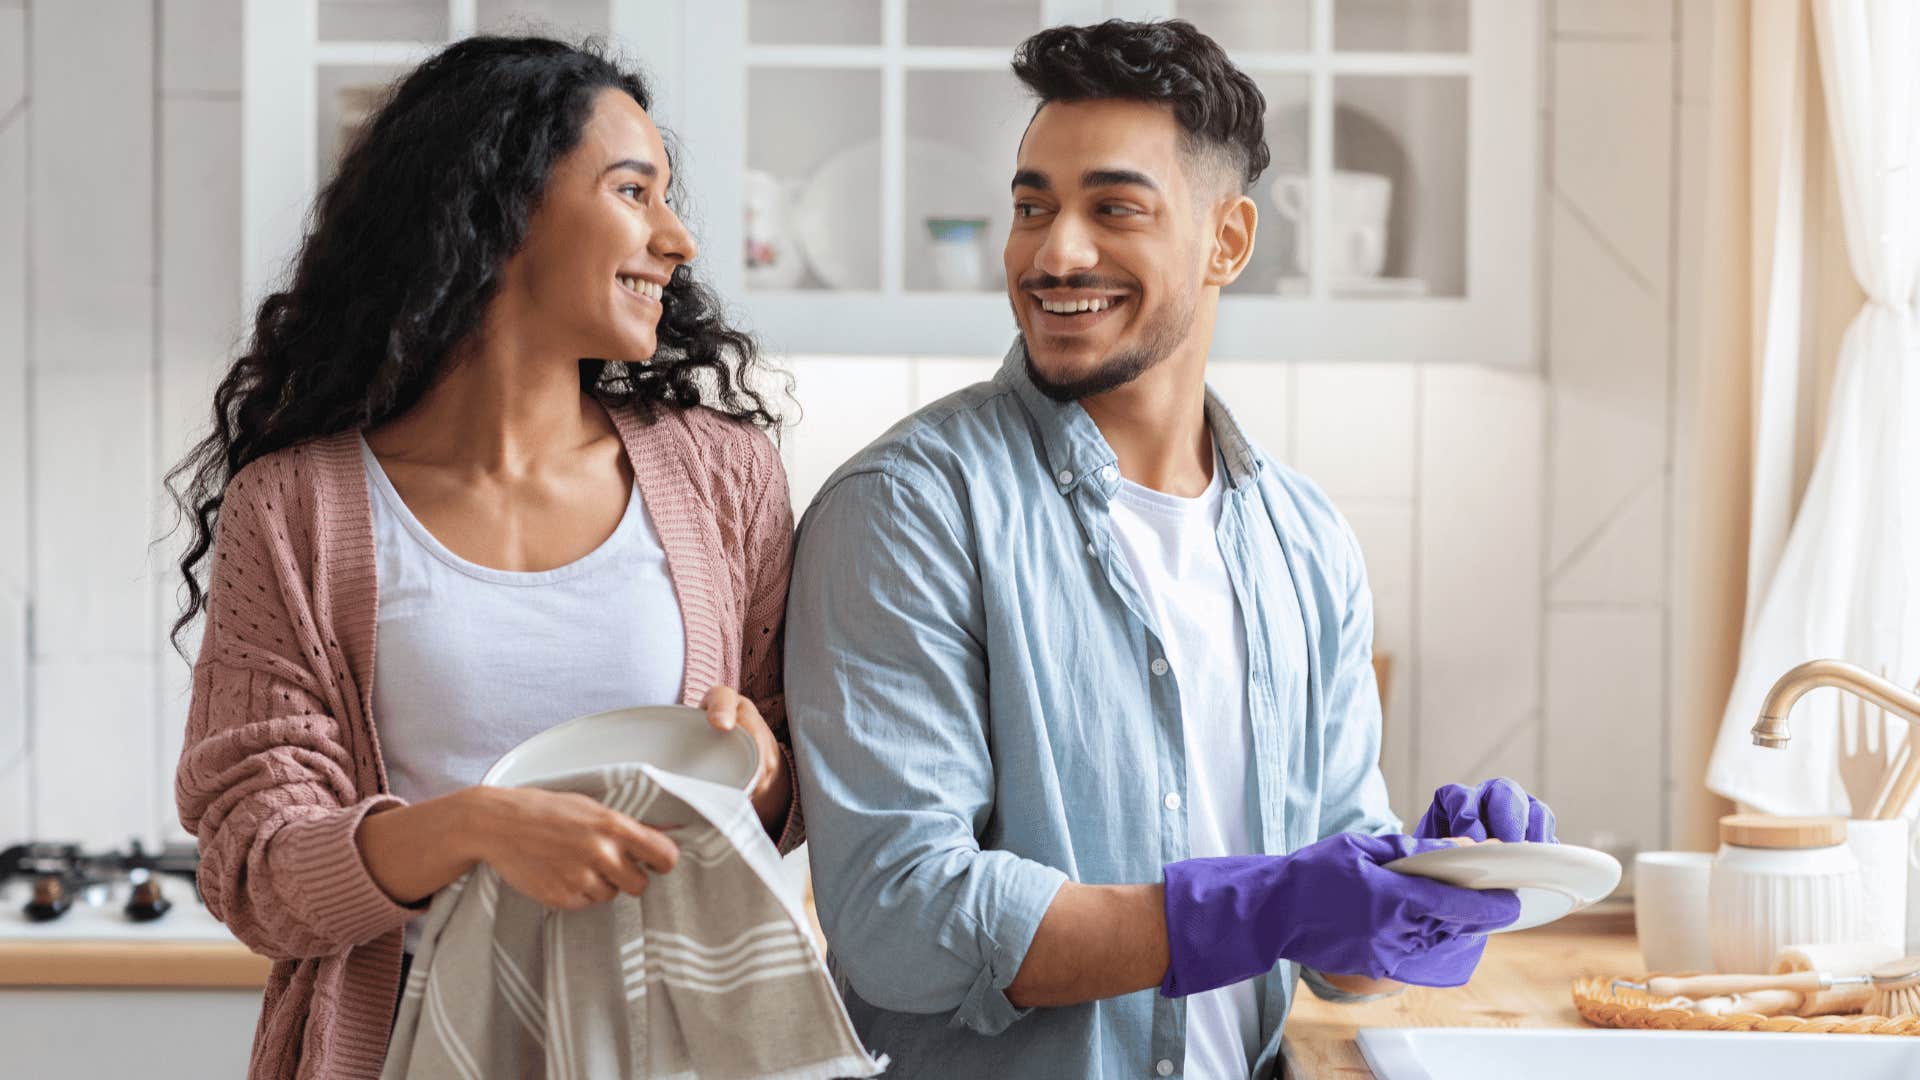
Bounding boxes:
[786,19,1556,1079]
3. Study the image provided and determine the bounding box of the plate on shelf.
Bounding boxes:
[481,705,760,791]
[794,137,1009,292]
[1384,841,1622,934]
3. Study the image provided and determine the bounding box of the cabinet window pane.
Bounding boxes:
[1335,0,1469,52]
[747,68,884,290]
[903,70,1031,292]
[1226,74,1308,297]
[749,0,882,45]
[317,66,406,182]
[478,0,610,38]
[907,0,1043,47]
[319,0,447,42]
[1331,75,1467,298]
[1172,0,1310,53]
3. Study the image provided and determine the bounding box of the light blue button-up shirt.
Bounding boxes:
[786,344,1399,1079]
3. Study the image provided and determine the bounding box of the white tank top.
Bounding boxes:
[359,433,686,884]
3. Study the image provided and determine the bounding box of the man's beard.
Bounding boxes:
[1022,290,1196,403]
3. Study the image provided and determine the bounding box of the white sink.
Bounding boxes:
[1356,1027,1920,1080]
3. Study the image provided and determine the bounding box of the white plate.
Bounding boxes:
[481,705,760,791]
[794,136,1009,292]
[1384,842,1622,933]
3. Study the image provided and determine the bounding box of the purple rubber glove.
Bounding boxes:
[1160,833,1520,997]
[1414,777,1557,843]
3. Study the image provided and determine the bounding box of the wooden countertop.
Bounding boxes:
[0,939,271,989]
[1281,904,1640,1079]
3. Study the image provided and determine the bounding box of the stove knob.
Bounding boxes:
[125,877,173,922]
[24,875,72,922]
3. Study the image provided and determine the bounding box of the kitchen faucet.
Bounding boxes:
[1751,659,1920,748]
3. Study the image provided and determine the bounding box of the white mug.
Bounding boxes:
[1633,851,1715,973]
[1267,170,1392,279]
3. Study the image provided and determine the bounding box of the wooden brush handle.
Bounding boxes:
[1647,971,1839,997]
[1690,989,1804,1017]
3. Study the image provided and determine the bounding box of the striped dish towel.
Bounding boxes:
[381,764,886,1079]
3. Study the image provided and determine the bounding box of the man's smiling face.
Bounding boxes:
[1004,98,1216,402]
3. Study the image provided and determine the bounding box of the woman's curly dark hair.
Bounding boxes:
[1011,19,1270,191]
[166,36,783,651]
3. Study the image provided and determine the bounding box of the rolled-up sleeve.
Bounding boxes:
[786,466,1068,1037]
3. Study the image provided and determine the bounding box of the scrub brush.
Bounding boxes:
[1866,958,1920,1018]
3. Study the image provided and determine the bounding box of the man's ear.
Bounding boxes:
[1204,193,1257,287]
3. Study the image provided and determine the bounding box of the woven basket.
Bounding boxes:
[1573,975,1920,1035]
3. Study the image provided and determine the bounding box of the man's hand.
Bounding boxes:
[1160,833,1519,998]
[1415,778,1556,843]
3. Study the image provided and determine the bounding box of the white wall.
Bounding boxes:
[1,1,1701,857]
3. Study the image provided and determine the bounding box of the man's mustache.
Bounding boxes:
[1017,273,1132,293]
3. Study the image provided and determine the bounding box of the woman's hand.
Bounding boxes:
[466,786,679,911]
[701,685,792,834]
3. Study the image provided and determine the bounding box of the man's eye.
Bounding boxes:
[1015,203,1046,219]
[1101,204,1139,217]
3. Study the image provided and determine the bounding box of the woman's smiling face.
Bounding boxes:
[503,88,696,364]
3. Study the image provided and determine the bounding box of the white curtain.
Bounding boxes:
[1707,0,1920,815]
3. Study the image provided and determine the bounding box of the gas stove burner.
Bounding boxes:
[24,875,72,922]
[125,874,172,922]
[1,839,202,923]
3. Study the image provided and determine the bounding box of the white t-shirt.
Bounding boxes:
[1107,449,1259,1079]
[359,435,686,950]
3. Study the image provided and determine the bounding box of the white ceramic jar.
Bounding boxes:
[1708,814,1863,973]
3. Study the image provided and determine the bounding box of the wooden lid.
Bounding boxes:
[1719,813,1847,848]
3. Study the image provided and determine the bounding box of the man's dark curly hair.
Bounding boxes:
[166,36,783,651]
[1011,19,1270,193]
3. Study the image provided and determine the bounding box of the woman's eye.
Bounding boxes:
[620,184,646,202]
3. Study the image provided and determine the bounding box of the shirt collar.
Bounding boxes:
[996,337,1266,495]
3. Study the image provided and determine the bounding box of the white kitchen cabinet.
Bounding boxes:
[245,0,1536,365]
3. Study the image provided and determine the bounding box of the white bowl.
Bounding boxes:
[480,705,761,791]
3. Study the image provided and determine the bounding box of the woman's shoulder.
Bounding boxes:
[614,403,787,507]
[222,426,360,511]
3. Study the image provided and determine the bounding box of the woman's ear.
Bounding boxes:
[1204,194,1258,287]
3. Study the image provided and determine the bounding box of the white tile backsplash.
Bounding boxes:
[912,358,1002,409]
[160,0,243,96]
[1292,364,1417,502]
[0,755,27,848]
[1548,387,1666,570]
[1550,476,1668,607]
[32,658,158,849]
[1205,361,1292,464]
[1552,39,1674,296]
[30,372,157,659]
[1553,0,1673,39]
[1415,365,1546,799]
[782,357,915,512]
[0,587,24,765]
[29,0,155,374]
[0,7,23,117]
[0,116,26,596]
[1548,198,1669,416]
[1545,608,1666,851]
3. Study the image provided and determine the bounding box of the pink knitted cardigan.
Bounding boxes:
[175,404,801,1080]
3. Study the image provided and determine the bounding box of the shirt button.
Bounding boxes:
[1164,792,1182,811]
[1156,1059,1174,1077]
[1056,469,1074,486]
[1100,465,1118,482]
[1150,658,1170,677]
[1086,542,1096,556]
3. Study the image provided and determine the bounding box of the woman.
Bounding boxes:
[168,37,798,1079]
